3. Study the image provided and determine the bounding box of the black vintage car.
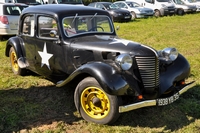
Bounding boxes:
[5,4,195,124]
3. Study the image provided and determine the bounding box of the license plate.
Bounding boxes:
[157,92,179,106]
[125,16,130,19]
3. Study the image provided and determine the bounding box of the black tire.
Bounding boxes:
[131,11,136,20]
[0,35,3,41]
[74,77,120,124]
[9,47,26,76]
[177,9,184,16]
[154,10,161,17]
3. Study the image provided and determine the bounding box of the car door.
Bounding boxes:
[34,15,67,79]
[21,14,37,71]
[20,14,67,79]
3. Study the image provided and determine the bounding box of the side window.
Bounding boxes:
[22,15,35,36]
[96,3,103,9]
[145,0,153,3]
[121,3,126,8]
[38,16,58,38]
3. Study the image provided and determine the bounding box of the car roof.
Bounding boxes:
[0,2,28,6]
[22,4,110,16]
[91,2,112,4]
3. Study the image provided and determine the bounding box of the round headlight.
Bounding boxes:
[161,48,178,61]
[115,54,132,70]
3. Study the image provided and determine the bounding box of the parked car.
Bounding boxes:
[0,2,28,40]
[5,4,195,125]
[171,0,196,15]
[88,2,132,22]
[15,0,44,5]
[43,0,83,5]
[114,1,154,19]
[181,0,200,11]
[127,0,176,17]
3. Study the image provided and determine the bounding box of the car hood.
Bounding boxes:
[70,35,157,58]
[175,4,196,8]
[108,9,130,13]
[132,7,153,11]
[158,2,175,7]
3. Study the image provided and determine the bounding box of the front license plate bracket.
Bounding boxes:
[157,92,179,106]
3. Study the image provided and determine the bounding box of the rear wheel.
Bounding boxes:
[0,35,3,41]
[74,77,120,124]
[9,47,26,76]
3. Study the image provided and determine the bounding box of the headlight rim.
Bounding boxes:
[115,53,133,71]
[159,47,179,61]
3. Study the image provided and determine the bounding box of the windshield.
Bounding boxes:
[187,0,196,2]
[126,2,140,7]
[57,0,82,4]
[3,5,27,15]
[62,14,114,37]
[15,0,44,5]
[157,0,170,2]
[104,3,119,10]
[173,0,184,4]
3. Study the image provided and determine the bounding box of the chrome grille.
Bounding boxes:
[135,56,160,89]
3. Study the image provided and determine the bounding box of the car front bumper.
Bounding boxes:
[136,13,154,18]
[119,81,195,113]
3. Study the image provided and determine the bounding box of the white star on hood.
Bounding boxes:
[109,38,132,46]
[38,43,53,70]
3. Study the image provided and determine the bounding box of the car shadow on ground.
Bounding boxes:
[0,85,80,133]
[0,84,199,132]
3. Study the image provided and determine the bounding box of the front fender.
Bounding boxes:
[5,36,25,59]
[56,62,140,96]
[159,54,191,94]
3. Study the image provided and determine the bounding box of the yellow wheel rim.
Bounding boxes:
[10,50,19,72]
[81,87,110,119]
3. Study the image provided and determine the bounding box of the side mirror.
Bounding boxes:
[50,30,57,38]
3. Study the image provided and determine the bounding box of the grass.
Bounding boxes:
[0,13,200,133]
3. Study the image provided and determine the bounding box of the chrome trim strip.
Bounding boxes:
[119,81,195,113]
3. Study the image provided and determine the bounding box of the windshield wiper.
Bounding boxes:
[90,13,97,21]
[71,13,78,26]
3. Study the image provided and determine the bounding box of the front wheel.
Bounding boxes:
[74,77,120,124]
[154,10,161,17]
[177,9,184,16]
[131,11,136,20]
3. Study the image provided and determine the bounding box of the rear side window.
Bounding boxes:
[22,15,35,36]
[3,5,27,15]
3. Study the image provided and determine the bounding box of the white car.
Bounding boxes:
[0,3,28,40]
[114,1,154,19]
[181,0,200,11]
[171,0,196,15]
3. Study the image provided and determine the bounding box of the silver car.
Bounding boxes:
[0,3,28,40]
[114,1,154,20]
[171,0,196,15]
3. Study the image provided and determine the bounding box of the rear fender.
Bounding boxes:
[56,62,140,96]
[5,37,25,58]
[5,37,27,68]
